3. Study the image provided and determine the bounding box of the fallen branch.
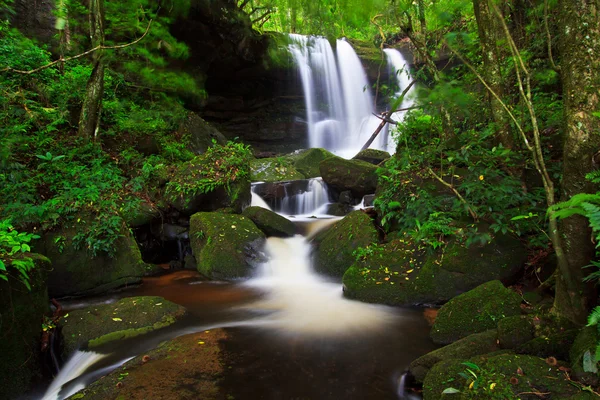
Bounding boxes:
[1,17,154,75]
[372,113,398,125]
[392,105,421,114]
[427,167,478,221]
[357,79,416,153]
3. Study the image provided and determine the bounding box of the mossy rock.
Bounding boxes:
[431,280,522,344]
[343,234,526,307]
[0,255,50,399]
[250,157,306,182]
[497,315,534,349]
[67,329,227,400]
[61,296,187,358]
[190,212,265,279]
[325,202,354,216]
[285,148,335,178]
[423,353,579,399]
[570,326,600,382]
[319,156,378,197]
[39,219,149,297]
[242,206,296,237]
[516,329,579,361]
[178,112,227,155]
[311,211,378,277]
[165,155,251,215]
[410,330,499,383]
[123,201,160,228]
[352,148,390,165]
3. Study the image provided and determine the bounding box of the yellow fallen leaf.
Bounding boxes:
[469,381,474,389]
[406,269,414,273]
[112,318,122,322]
[198,341,205,345]
[155,303,162,306]
[490,383,496,390]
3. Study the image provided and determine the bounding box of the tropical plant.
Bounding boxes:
[0,220,39,290]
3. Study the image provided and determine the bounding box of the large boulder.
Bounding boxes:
[409,330,499,383]
[285,148,335,178]
[61,296,186,357]
[39,219,149,297]
[250,157,305,182]
[311,211,378,277]
[179,112,227,155]
[242,206,296,237]
[430,280,522,345]
[342,233,526,306]
[319,156,378,198]
[190,212,265,279]
[66,329,227,400]
[0,255,50,399]
[165,150,251,215]
[352,149,390,165]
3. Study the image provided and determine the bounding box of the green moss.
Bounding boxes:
[190,212,265,279]
[250,157,305,182]
[0,255,50,399]
[61,296,187,357]
[352,148,390,165]
[431,280,522,344]
[319,156,378,197]
[516,330,579,361]
[312,211,378,277]
[570,326,600,377]
[285,148,335,178]
[242,206,296,237]
[497,316,534,349]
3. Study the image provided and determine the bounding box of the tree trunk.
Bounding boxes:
[555,0,600,324]
[472,0,513,149]
[77,0,105,141]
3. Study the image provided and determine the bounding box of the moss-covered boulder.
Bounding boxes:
[319,156,378,197]
[410,330,499,383]
[165,153,251,215]
[285,148,335,178]
[250,157,305,182]
[343,234,526,307]
[497,315,534,349]
[178,112,227,155]
[352,149,390,165]
[190,212,265,279]
[67,329,227,400]
[61,296,187,357]
[423,353,579,399]
[570,326,600,382]
[39,219,149,297]
[430,281,522,344]
[311,211,378,277]
[516,329,579,361]
[242,206,296,237]
[123,201,160,228]
[0,255,50,399]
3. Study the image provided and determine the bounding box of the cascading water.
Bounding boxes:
[384,48,416,151]
[251,178,331,217]
[289,35,382,158]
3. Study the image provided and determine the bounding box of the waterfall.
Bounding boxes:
[383,48,416,153]
[288,36,382,158]
[251,178,331,217]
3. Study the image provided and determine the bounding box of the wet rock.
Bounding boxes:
[570,326,600,385]
[410,330,499,383]
[178,112,227,155]
[352,149,390,165]
[325,203,354,216]
[190,212,265,279]
[319,156,378,197]
[250,157,305,182]
[516,329,579,361]
[67,329,227,400]
[124,201,160,228]
[342,233,526,307]
[285,148,335,178]
[242,206,296,237]
[497,315,534,349]
[0,255,50,399]
[311,211,378,277]
[430,281,522,344]
[61,296,187,358]
[338,190,354,205]
[38,218,149,297]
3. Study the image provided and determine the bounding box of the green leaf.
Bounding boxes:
[442,387,461,394]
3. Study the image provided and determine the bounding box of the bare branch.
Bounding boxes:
[544,0,560,71]
[427,167,478,220]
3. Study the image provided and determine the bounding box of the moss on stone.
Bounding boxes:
[242,206,296,237]
[422,358,468,399]
[250,157,305,182]
[0,255,50,399]
[516,329,579,361]
[285,148,335,178]
[570,326,600,378]
[352,148,391,165]
[319,156,378,197]
[410,330,499,383]
[61,296,186,358]
[39,219,149,297]
[123,201,160,228]
[497,316,534,349]
[311,211,378,277]
[178,112,227,155]
[190,212,265,279]
[431,280,522,345]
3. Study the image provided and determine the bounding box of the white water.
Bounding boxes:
[383,48,417,153]
[251,191,272,210]
[41,351,107,400]
[244,235,396,336]
[251,178,331,217]
[289,35,383,158]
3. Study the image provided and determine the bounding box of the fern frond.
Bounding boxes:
[587,306,600,327]
[548,193,600,217]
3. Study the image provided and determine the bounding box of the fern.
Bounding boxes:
[587,306,600,327]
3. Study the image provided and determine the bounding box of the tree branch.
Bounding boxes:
[544,0,560,71]
[427,167,478,221]
[1,18,154,75]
